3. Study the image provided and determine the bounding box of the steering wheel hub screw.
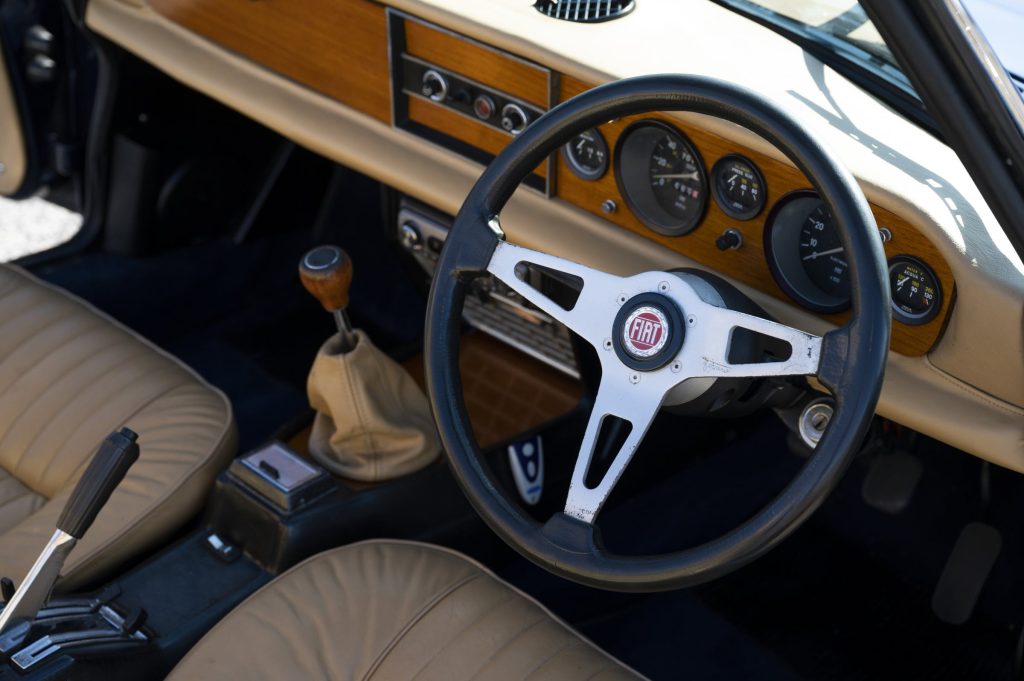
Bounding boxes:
[603,338,613,350]
[616,293,628,305]
[686,315,696,327]
[670,360,682,373]
[628,372,641,384]
[658,281,670,292]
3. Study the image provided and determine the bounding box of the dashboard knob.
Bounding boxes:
[500,103,529,135]
[715,228,743,251]
[400,222,422,251]
[421,69,448,102]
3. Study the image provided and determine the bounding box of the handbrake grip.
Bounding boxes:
[57,428,139,539]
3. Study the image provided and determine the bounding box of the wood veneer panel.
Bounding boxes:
[403,18,549,109]
[406,97,547,180]
[150,0,391,123]
[556,76,954,356]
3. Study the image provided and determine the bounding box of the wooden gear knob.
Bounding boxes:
[299,245,354,312]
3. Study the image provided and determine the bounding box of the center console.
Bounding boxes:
[396,198,579,378]
[387,10,555,194]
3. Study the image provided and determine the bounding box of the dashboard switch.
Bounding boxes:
[715,228,743,251]
[500,103,529,135]
[473,94,496,120]
[421,69,448,102]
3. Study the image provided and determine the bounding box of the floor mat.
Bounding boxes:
[34,232,334,450]
[494,412,1023,680]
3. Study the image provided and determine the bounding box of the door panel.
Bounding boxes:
[0,38,26,196]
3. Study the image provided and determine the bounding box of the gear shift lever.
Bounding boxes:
[299,244,441,481]
[299,245,356,352]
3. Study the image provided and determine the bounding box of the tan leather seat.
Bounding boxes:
[0,263,236,591]
[168,540,646,680]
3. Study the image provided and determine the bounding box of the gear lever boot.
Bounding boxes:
[300,246,441,481]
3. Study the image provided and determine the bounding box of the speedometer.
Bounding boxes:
[615,120,708,236]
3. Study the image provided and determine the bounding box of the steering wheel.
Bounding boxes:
[425,75,891,592]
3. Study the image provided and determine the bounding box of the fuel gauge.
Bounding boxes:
[889,256,942,325]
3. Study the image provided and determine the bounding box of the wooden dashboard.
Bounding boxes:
[149,0,954,357]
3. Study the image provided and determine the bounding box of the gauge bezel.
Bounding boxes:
[561,128,610,181]
[613,119,709,236]
[888,255,942,325]
[711,153,767,220]
[764,189,852,314]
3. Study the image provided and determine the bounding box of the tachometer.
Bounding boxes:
[798,203,850,299]
[889,256,942,324]
[711,154,766,220]
[764,191,852,314]
[614,120,708,236]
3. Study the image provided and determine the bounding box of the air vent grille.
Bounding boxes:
[533,0,635,23]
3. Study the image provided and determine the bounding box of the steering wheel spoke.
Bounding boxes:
[681,302,823,379]
[486,241,625,348]
[427,74,890,591]
[564,369,670,524]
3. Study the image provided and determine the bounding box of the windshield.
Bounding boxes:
[716,0,912,91]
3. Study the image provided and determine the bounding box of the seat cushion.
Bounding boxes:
[168,541,646,681]
[0,263,236,590]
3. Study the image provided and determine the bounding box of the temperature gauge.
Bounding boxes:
[889,256,942,325]
[562,128,609,181]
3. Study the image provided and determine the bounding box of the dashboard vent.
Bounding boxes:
[533,0,635,23]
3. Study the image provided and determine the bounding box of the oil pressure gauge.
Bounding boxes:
[889,256,942,325]
[562,128,609,180]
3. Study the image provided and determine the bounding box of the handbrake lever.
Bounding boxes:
[0,428,139,643]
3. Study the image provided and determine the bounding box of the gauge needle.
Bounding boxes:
[802,247,845,261]
[896,276,909,290]
[652,172,699,181]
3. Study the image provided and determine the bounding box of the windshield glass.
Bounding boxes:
[716,0,911,90]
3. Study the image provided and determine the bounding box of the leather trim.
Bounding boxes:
[168,540,647,680]
[0,263,237,589]
[0,37,27,196]
[308,331,440,482]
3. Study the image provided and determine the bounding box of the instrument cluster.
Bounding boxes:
[561,119,945,328]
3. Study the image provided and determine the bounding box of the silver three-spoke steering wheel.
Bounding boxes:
[426,74,890,592]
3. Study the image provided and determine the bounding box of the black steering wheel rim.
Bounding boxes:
[425,74,890,592]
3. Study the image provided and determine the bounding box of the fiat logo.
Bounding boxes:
[622,306,670,358]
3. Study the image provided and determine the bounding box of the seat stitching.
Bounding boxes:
[406,590,523,681]
[468,615,548,679]
[7,350,174,490]
[55,384,233,581]
[361,573,482,681]
[578,664,616,681]
[0,263,232,417]
[0,320,115,442]
[523,639,575,681]
[352,541,650,680]
[0,265,235,587]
